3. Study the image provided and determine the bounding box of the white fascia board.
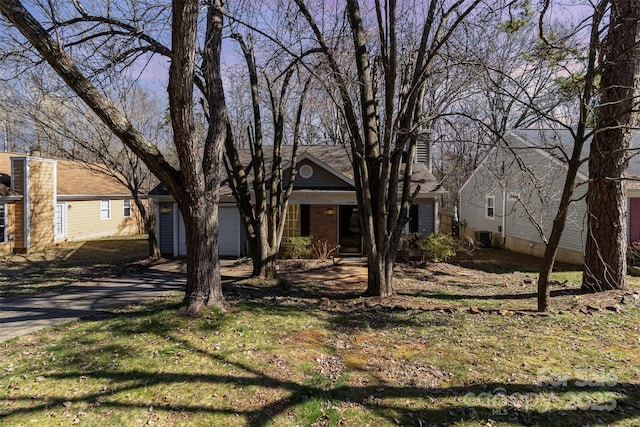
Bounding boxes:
[288,190,357,205]
[57,194,140,201]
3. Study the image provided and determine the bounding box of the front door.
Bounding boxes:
[339,206,362,255]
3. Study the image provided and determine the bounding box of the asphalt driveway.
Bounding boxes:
[0,260,192,342]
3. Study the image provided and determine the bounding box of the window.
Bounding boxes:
[55,203,65,239]
[409,205,419,233]
[299,164,314,179]
[486,196,495,219]
[282,204,301,244]
[0,204,6,243]
[101,199,111,220]
[123,199,131,217]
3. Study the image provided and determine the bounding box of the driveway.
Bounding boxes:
[0,260,194,342]
[0,259,365,343]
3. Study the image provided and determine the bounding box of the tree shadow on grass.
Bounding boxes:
[3,257,638,425]
[4,311,639,427]
[3,296,639,426]
[0,238,150,297]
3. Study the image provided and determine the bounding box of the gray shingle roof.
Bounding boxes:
[151,144,443,196]
[510,129,640,187]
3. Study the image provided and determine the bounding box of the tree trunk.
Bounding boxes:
[582,173,627,292]
[536,135,587,312]
[537,226,562,312]
[365,251,395,297]
[582,0,639,293]
[174,0,227,315]
[254,254,277,279]
[536,2,606,312]
[133,196,160,259]
[252,236,277,279]
[181,198,226,315]
[145,215,161,259]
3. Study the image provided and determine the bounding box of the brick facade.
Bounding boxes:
[309,204,338,250]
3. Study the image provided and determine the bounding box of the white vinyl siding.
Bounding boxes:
[100,199,111,220]
[123,199,131,217]
[459,132,588,254]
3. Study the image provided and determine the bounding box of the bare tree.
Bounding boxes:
[290,0,484,296]
[224,34,310,278]
[0,0,229,315]
[435,8,579,209]
[582,0,640,292]
[456,1,621,311]
[533,0,609,311]
[4,76,164,257]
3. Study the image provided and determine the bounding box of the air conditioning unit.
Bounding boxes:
[475,231,492,248]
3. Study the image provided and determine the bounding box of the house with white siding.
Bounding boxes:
[459,129,640,264]
[0,151,142,255]
[150,144,445,258]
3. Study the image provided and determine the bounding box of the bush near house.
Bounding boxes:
[398,232,455,262]
[283,235,314,259]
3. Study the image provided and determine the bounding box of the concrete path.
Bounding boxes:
[0,260,190,342]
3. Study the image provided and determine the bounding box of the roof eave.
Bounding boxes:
[57,194,145,201]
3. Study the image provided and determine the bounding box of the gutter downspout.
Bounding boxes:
[458,190,462,237]
[502,187,507,248]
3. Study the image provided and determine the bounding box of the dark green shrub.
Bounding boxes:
[415,233,455,262]
[283,236,314,259]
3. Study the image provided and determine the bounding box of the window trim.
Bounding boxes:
[282,204,302,245]
[485,195,495,219]
[123,198,132,217]
[0,203,6,244]
[299,164,314,179]
[100,199,111,220]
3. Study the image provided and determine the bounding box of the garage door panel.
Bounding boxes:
[219,206,240,257]
[175,205,240,257]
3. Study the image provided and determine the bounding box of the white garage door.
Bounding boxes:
[218,205,241,257]
[176,205,240,257]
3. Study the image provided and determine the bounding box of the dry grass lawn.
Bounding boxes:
[1,242,639,426]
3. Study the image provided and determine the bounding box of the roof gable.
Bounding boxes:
[461,128,640,194]
[0,152,134,197]
[151,144,444,196]
[283,152,354,190]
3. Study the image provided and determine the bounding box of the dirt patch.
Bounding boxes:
[226,252,640,316]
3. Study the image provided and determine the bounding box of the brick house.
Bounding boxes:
[0,152,142,255]
[150,145,445,258]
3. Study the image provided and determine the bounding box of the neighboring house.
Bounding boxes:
[150,144,445,258]
[0,167,22,255]
[459,129,640,264]
[0,151,142,255]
